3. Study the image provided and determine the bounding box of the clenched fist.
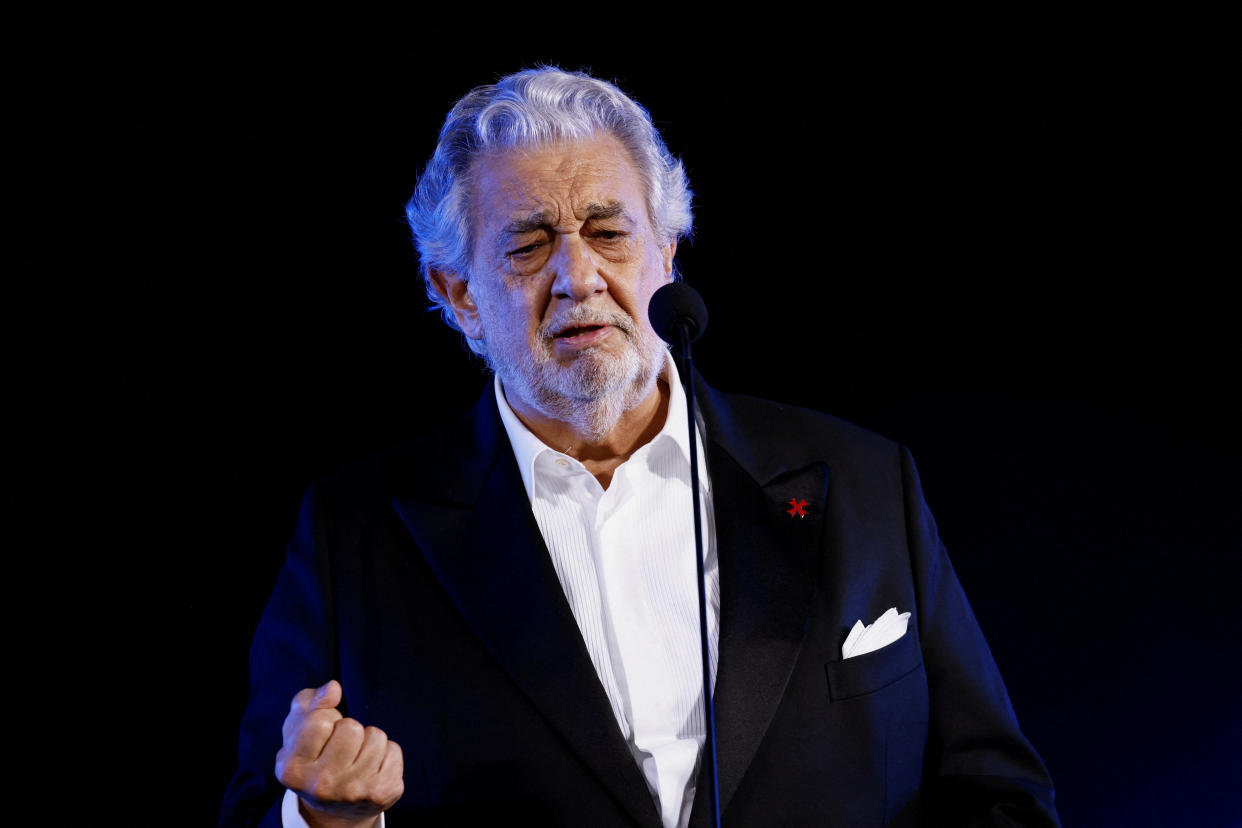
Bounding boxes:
[275,680,404,828]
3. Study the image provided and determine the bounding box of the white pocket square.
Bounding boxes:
[842,607,911,659]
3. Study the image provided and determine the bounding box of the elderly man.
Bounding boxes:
[221,68,1060,827]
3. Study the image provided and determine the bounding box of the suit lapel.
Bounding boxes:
[391,392,661,828]
[388,379,827,826]
[692,378,829,822]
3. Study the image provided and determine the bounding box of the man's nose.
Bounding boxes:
[549,235,606,301]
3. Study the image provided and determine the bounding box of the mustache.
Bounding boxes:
[539,305,637,339]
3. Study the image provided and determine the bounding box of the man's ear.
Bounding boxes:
[662,240,678,282]
[429,268,485,342]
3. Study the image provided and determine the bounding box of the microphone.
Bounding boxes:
[648,282,709,351]
[647,280,721,828]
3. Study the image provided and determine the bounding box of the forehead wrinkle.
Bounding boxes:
[472,136,648,258]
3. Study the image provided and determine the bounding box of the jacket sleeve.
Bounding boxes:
[219,485,339,828]
[901,446,1061,826]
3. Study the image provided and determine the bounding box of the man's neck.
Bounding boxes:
[501,377,670,490]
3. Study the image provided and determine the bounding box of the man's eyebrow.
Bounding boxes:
[583,201,629,222]
[500,202,631,236]
[502,210,555,236]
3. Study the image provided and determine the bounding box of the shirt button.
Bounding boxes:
[555,458,571,468]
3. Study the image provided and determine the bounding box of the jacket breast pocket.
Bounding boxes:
[824,628,923,701]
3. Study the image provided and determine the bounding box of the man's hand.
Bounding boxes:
[275,680,404,828]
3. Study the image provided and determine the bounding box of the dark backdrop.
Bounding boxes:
[15,10,1239,826]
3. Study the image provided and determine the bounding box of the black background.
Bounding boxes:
[14,9,1240,826]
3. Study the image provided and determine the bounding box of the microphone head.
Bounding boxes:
[648,282,709,345]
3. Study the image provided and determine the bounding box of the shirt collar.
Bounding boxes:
[494,350,707,502]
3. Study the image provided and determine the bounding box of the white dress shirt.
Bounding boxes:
[496,353,719,828]
[285,353,718,828]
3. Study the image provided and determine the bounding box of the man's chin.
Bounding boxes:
[546,357,637,403]
[491,333,663,433]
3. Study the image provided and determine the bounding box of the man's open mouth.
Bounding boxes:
[555,325,605,338]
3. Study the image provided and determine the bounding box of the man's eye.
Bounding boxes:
[505,243,541,258]
[594,230,625,241]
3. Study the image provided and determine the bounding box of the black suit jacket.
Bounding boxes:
[221,377,1059,826]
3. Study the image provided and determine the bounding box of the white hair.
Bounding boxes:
[405,67,694,341]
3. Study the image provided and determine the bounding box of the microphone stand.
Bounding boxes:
[671,323,722,828]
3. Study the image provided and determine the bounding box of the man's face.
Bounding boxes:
[453,133,675,434]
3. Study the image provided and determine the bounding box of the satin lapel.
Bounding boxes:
[391,396,660,828]
[692,379,829,820]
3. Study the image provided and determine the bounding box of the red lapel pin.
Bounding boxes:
[786,498,808,518]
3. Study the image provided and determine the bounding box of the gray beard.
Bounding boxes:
[484,306,667,442]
